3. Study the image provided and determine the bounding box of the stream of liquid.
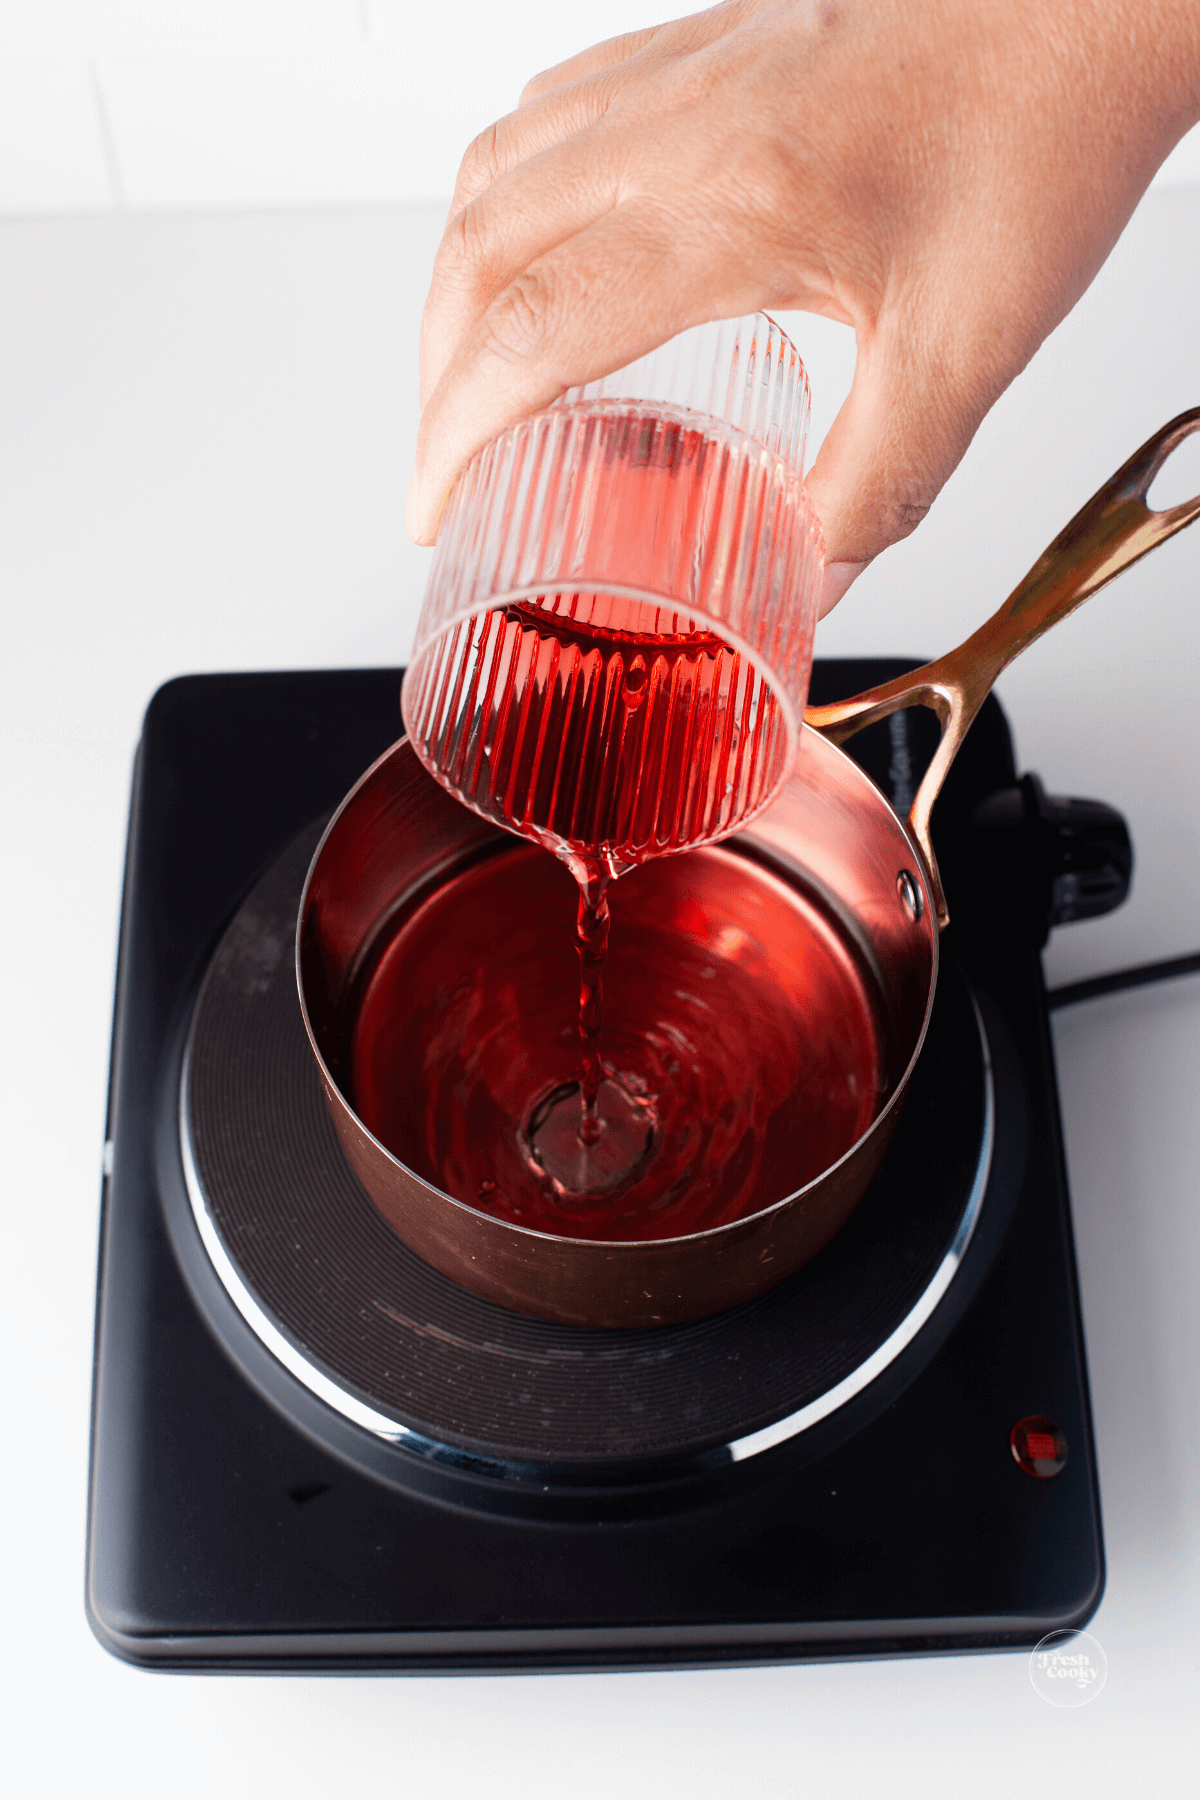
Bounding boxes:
[573,874,610,1140]
[403,592,795,1197]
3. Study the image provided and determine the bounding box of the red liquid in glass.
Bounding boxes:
[404,594,790,883]
[348,844,882,1243]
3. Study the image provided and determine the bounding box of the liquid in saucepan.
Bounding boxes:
[349,843,881,1242]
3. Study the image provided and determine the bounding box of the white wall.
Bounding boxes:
[0,1,675,209]
[1,0,1198,212]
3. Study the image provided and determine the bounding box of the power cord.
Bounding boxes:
[1046,951,1200,1010]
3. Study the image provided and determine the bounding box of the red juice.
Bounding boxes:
[348,844,882,1243]
[403,592,790,885]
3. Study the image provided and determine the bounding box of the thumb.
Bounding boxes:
[803,325,990,617]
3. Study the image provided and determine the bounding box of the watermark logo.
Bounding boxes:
[1029,1630,1107,1706]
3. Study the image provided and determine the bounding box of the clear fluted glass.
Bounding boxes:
[402,314,824,882]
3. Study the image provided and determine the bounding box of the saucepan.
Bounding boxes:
[298,407,1200,1328]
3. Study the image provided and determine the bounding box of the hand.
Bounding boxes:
[410,0,1200,613]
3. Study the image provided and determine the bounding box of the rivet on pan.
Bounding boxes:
[896,869,924,921]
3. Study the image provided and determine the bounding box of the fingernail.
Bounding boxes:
[818,560,866,618]
[406,474,421,543]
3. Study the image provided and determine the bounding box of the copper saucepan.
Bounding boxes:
[298,410,1200,1328]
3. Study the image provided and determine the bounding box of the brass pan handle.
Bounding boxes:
[805,406,1200,928]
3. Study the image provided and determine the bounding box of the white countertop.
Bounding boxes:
[2,189,1196,1798]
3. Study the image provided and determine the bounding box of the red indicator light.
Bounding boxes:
[1010,1415,1068,1479]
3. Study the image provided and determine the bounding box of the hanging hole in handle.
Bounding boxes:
[1147,430,1200,512]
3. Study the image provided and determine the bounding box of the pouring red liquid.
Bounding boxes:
[403,592,790,885]
[402,588,795,1191]
[402,358,820,1213]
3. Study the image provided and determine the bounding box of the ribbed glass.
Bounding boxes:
[402,315,823,877]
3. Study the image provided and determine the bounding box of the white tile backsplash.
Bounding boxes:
[0,5,1196,215]
[0,57,113,210]
[0,1,363,55]
[98,50,451,208]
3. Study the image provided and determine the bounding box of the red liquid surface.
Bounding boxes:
[349,844,882,1243]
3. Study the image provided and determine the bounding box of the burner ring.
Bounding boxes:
[178,821,998,1485]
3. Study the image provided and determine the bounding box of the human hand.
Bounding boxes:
[409,0,1200,613]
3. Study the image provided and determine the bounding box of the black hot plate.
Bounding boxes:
[87,664,1104,1667]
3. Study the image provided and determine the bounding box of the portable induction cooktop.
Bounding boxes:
[87,660,1124,1670]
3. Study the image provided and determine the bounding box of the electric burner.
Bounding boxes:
[87,663,1113,1668]
[181,819,991,1477]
